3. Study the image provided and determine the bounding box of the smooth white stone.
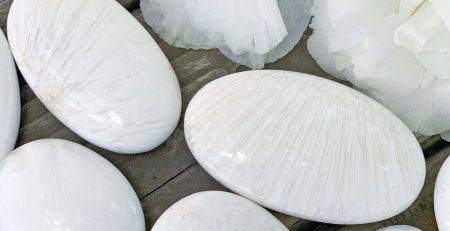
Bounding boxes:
[0,30,20,160]
[434,155,450,231]
[377,225,422,231]
[184,70,426,224]
[0,139,145,231]
[152,191,288,231]
[7,0,182,154]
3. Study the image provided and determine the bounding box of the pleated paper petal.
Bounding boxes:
[140,0,312,69]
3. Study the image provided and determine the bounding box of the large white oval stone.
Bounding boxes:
[0,30,20,160]
[185,70,426,224]
[434,156,450,231]
[377,225,422,231]
[7,0,182,154]
[0,139,145,231]
[152,191,287,231]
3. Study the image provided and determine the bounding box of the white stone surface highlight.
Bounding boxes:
[185,70,426,224]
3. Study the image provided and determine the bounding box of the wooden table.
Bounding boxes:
[0,0,446,230]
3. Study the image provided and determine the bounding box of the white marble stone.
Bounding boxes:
[0,30,20,160]
[7,0,182,154]
[184,70,426,224]
[377,225,422,231]
[434,155,450,231]
[0,139,145,231]
[152,191,287,231]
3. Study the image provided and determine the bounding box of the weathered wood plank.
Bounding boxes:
[266,30,333,79]
[131,9,189,61]
[17,113,65,146]
[139,161,316,230]
[141,163,229,225]
[87,129,197,199]
[116,0,139,10]
[0,0,12,28]
[173,50,239,88]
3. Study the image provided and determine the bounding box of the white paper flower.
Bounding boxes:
[141,0,313,69]
[308,0,450,140]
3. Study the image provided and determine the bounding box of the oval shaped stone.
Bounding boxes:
[0,30,20,160]
[0,139,145,230]
[7,0,182,154]
[377,225,422,231]
[435,156,450,231]
[152,191,287,231]
[184,70,426,224]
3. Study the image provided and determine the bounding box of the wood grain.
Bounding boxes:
[1,1,447,230]
[0,0,12,28]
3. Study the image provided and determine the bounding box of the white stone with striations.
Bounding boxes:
[7,0,182,154]
[184,70,426,224]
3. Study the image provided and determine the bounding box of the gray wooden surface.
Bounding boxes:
[0,1,447,230]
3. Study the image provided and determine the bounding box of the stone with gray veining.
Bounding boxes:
[7,0,181,154]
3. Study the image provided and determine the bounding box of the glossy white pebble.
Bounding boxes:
[0,30,20,160]
[377,225,422,231]
[434,155,450,231]
[152,191,287,231]
[7,0,181,154]
[0,139,145,231]
[185,70,426,224]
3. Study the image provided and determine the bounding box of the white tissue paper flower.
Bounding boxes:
[308,0,450,140]
[140,0,313,69]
